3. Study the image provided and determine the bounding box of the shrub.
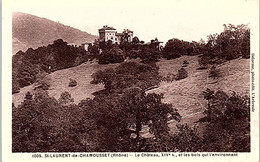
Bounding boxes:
[176,68,188,80]
[183,60,189,65]
[208,65,220,79]
[162,73,176,82]
[182,60,189,67]
[34,74,51,90]
[58,91,74,105]
[198,56,209,69]
[69,79,77,87]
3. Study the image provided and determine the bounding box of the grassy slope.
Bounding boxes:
[12,61,118,106]
[13,56,250,134]
[148,56,250,133]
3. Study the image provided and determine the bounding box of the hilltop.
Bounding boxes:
[12,12,97,55]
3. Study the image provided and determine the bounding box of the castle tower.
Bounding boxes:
[98,25,118,43]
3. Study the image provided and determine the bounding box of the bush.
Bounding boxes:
[58,91,74,105]
[176,68,188,80]
[162,73,176,82]
[182,60,189,67]
[34,74,51,90]
[208,65,220,79]
[183,60,189,65]
[198,56,209,69]
[69,79,77,87]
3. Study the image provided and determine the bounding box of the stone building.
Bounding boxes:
[98,25,133,44]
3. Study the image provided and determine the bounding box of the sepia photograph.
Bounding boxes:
[2,0,259,161]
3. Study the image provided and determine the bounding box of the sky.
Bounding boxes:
[10,0,258,43]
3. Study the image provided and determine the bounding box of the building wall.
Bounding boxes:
[99,30,117,43]
[98,26,133,44]
[99,32,105,41]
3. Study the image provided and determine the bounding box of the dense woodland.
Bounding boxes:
[12,24,250,152]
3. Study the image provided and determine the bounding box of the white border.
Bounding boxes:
[2,0,259,162]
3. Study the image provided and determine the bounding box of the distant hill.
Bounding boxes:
[12,12,97,55]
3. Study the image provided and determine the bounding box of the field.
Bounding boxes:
[12,56,250,134]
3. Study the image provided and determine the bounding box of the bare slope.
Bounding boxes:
[12,12,97,55]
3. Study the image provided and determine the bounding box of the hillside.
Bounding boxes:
[12,56,250,133]
[12,12,97,55]
[12,60,118,106]
[148,56,250,132]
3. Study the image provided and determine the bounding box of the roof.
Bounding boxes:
[98,26,116,32]
[115,33,124,36]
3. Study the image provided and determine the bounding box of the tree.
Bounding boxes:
[139,46,161,63]
[91,62,160,93]
[169,124,202,152]
[13,90,85,152]
[199,89,250,152]
[12,70,20,94]
[241,28,250,58]
[163,39,183,59]
[91,68,116,92]
[78,88,181,151]
[203,24,250,61]
[88,44,99,55]
[98,46,125,64]
[12,39,87,89]
[132,36,140,44]
[12,91,60,152]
